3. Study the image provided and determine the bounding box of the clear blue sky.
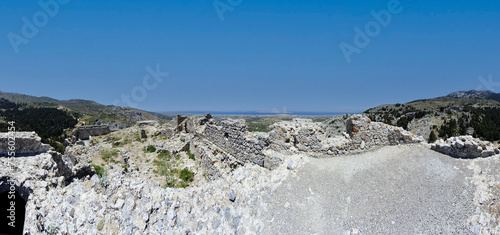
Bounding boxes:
[1,0,499,113]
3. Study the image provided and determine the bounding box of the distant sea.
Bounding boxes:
[161,111,356,116]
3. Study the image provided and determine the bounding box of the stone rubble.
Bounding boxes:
[1,113,500,234]
[2,145,305,234]
[0,132,50,156]
[431,135,500,158]
[269,114,424,157]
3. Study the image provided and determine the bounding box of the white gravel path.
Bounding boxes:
[261,145,479,234]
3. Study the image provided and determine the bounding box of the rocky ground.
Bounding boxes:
[262,145,480,234]
[2,115,500,234]
[14,144,500,234]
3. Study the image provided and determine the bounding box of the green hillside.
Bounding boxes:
[0,91,167,126]
[0,91,169,153]
[364,93,500,143]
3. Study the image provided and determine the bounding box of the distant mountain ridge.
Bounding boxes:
[446,90,496,98]
[0,91,166,126]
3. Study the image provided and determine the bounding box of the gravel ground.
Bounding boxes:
[261,145,477,234]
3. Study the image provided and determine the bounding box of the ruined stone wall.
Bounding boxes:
[0,132,50,156]
[346,115,424,149]
[431,135,500,158]
[190,137,237,180]
[77,125,111,140]
[202,119,272,168]
[269,115,424,157]
[268,119,350,155]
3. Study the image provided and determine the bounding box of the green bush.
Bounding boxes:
[145,145,156,153]
[179,168,194,182]
[187,152,195,160]
[153,151,173,176]
[183,145,196,160]
[157,151,171,160]
[101,149,118,162]
[91,164,106,178]
[165,178,176,188]
[48,139,65,154]
[428,131,437,143]
[153,159,171,176]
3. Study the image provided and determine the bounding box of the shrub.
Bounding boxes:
[428,131,437,143]
[183,145,196,160]
[179,168,194,182]
[145,145,156,153]
[153,151,173,176]
[157,151,171,160]
[132,133,140,142]
[91,164,106,178]
[187,151,195,160]
[165,178,176,188]
[153,159,171,176]
[49,139,65,154]
[101,149,118,162]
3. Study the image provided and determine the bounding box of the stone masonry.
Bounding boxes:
[75,125,111,140]
[0,132,51,156]
[431,135,500,158]
[167,114,425,179]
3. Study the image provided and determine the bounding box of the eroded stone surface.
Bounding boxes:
[0,132,50,156]
[431,135,500,158]
[2,114,500,234]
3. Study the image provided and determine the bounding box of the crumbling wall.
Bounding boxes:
[268,119,351,156]
[137,120,159,127]
[190,137,239,180]
[269,115,424,157]
[431,136,500,158]
[202,119,273,168]
[76,125,111,140]
[346,115,424,149]
[0,132,50,156]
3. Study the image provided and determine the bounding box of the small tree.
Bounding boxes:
[428,131,437,143]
